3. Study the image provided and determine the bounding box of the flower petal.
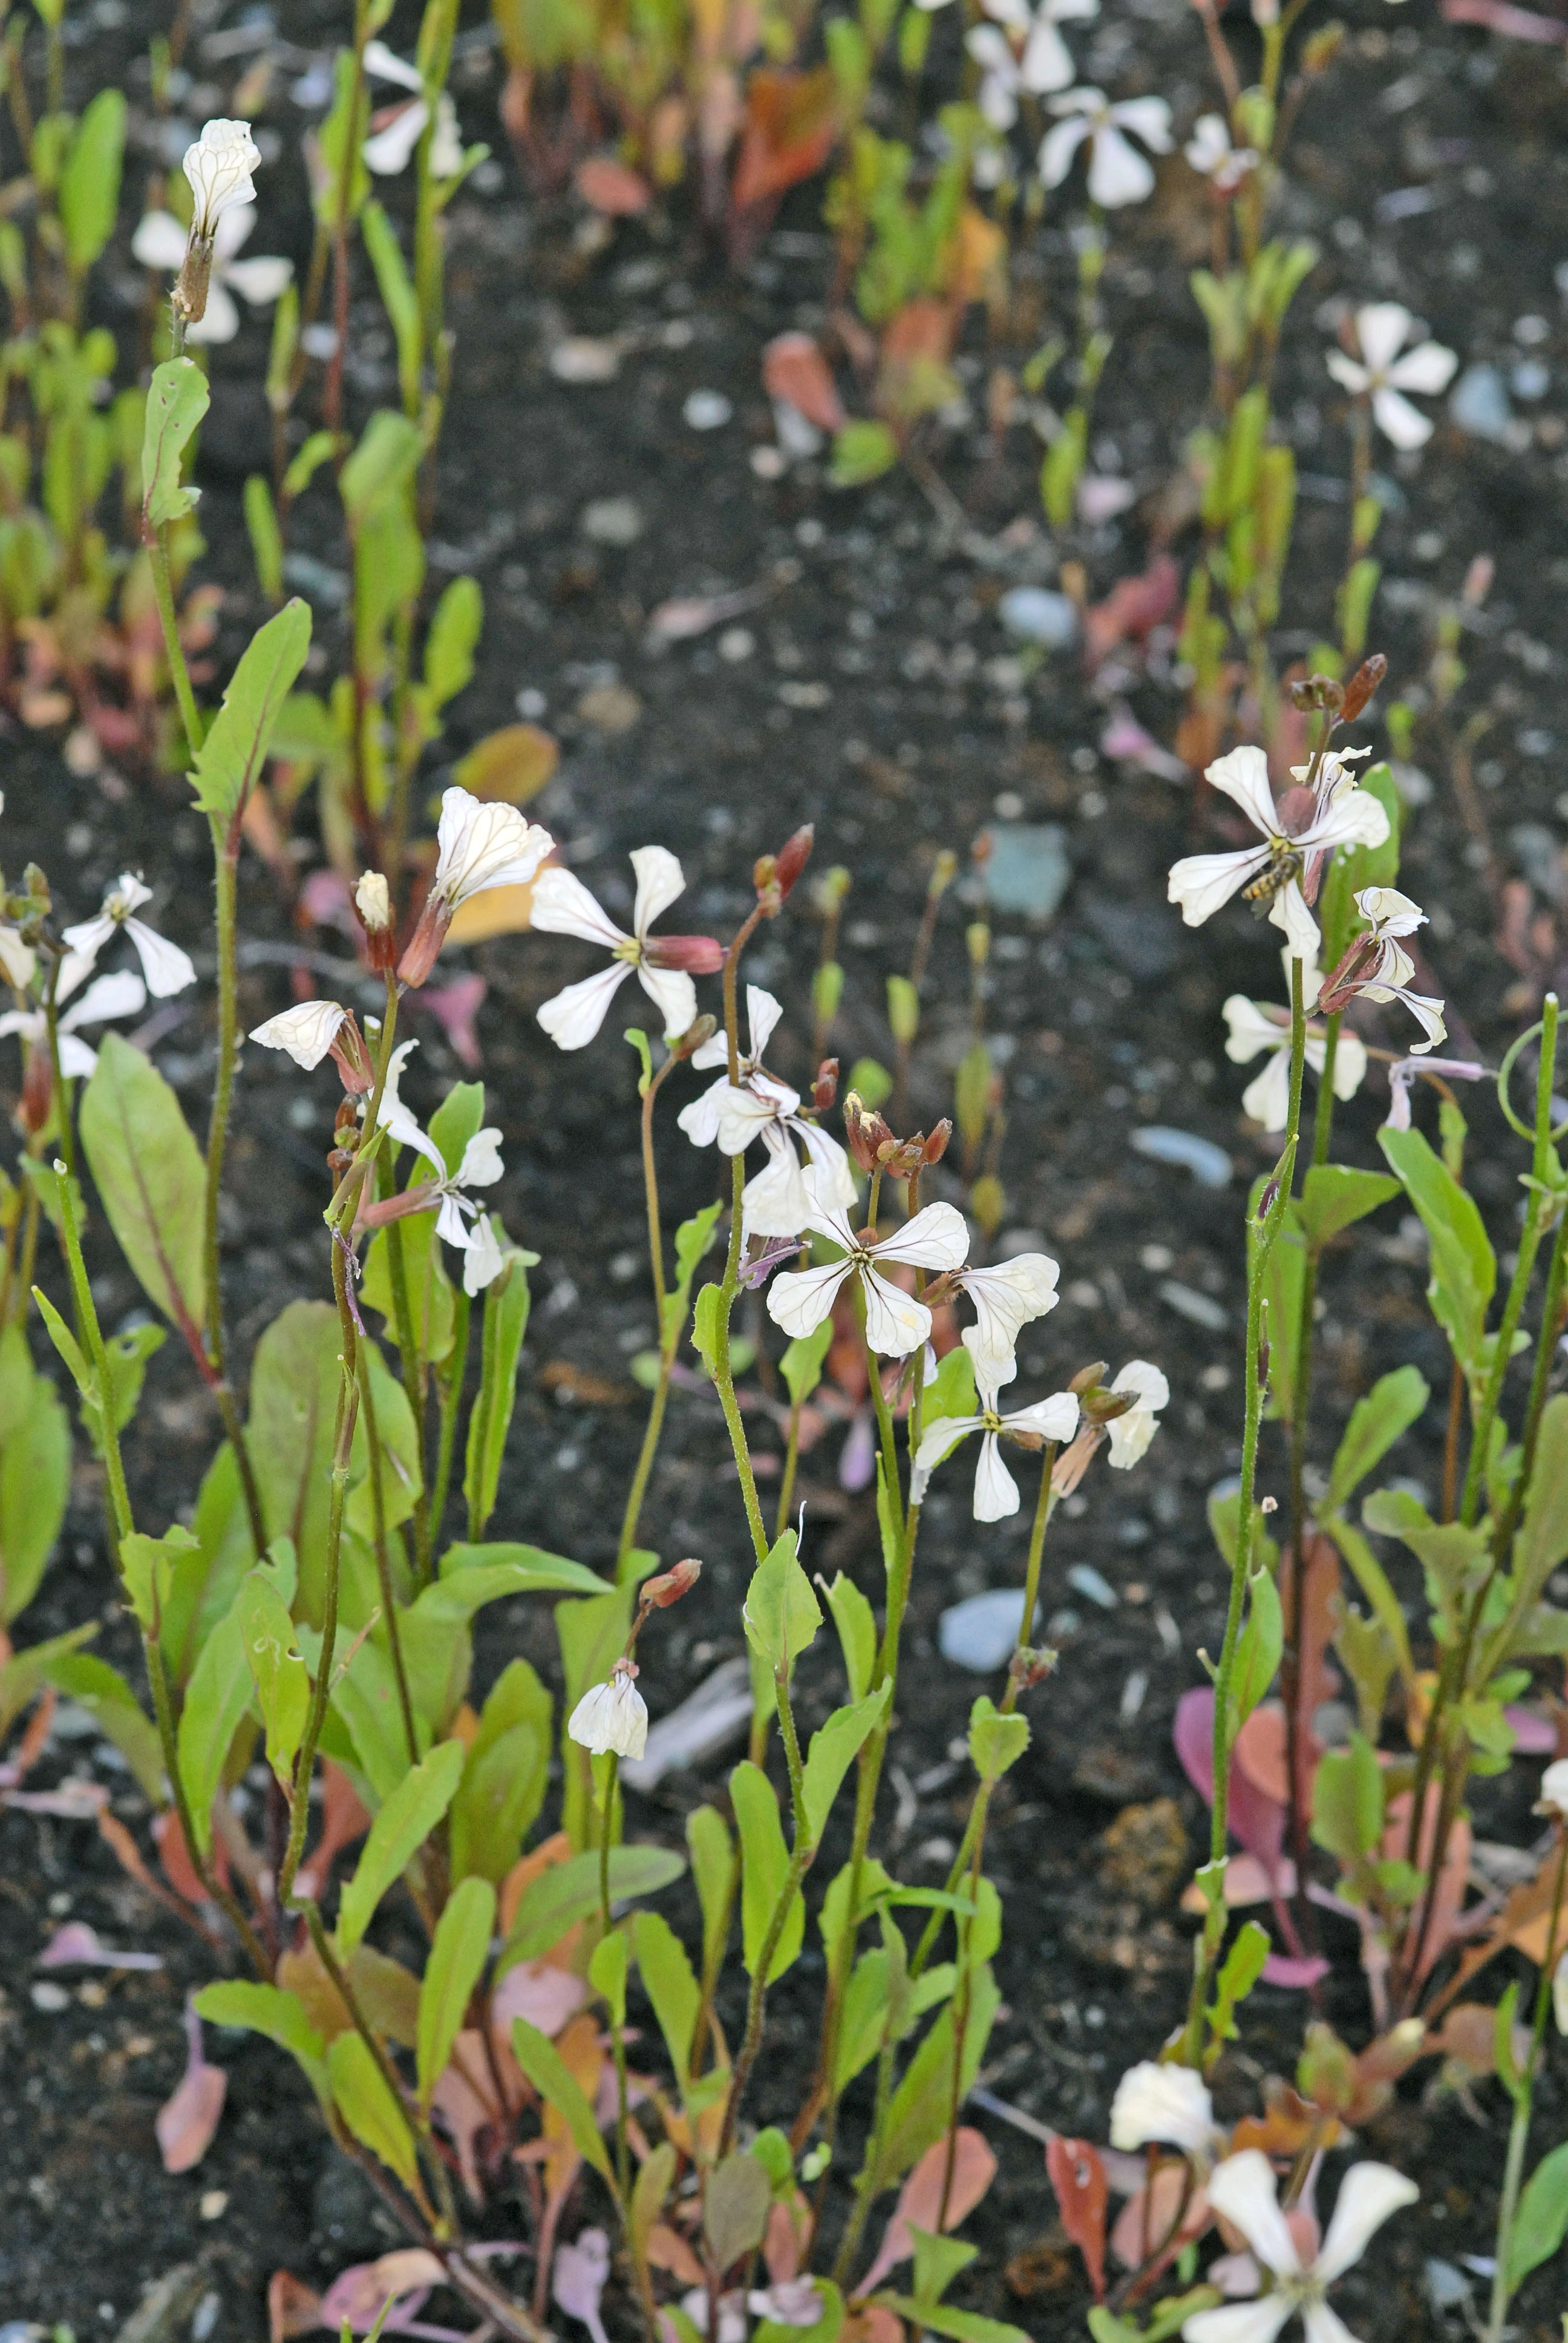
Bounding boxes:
[435,790,554,904]
[740,1127,813,1240]
[1181,2304,1293,2343]
[1240,1049,1290,1133]
[1205,744,1278,836]
[125,919,197,998]
[456,1128,504,1188]
[1301,2307,1359,2343]
[1109,94,1172,149]
[1204,2152,1302,2277]
[1222,995,1284,1066]
[131,209,191,270]
[636,960,698,1042]
[364,97,430,175]
[745,984,784,1064]
[1298,791,1390,856]
[59,1034,99,1079]
[861,1266,932,1358]
[972,1431,1019,1521]
[223,255,294,306]
[247,998,347,1069]
[528,867,626,949]
[1370,385,1432,451]
[537,962,632,1050]
[1002,1391,1079,1442]
[1167,847,1269,926]
[913,1413,983,1475]
[1332,1035,1367,1100]
[1353,301,1413,377]
[56,914,113,995]
[767,1257,853,1340]
[630,845,686,939]
[1087,122,1154,206]
[1325,350,1370,398]
[185,279,240,344]
[1021,16,1075,90]
[364,39,426,88]
[1109,2060,1215,2155]
[1037,113,1090,187]
[1385,339,1457,397]
[462,1213,506,1296]
[793,1122,857,1216]
[677,1074,731,1147]
[1313,2161,1418,2285]
[874,1198,969,1273]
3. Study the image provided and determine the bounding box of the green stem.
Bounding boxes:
[148,525,202,762]
[384,1176,432,1568]
[711,1155,768,1565]
[618,1055,677,1578]
[428,1283,469,1573]
[356,1337,419,1764]
[598,1752,632,2206]
[717,1669,814,2163]
[1485,1830,1567,2343]
[204,817,267,1559]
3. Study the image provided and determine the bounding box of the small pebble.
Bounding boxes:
[191,2298,222,2343]
[31,1982,70,2012]
[997,586,1078,649]
[718,628,754,663]
[198,2192,227,2223]
[1119,1670,1148,1721]
[550,336,621,383]
[1130,1126,1232,1188]
[1068,1564,1119,1610]
[983,823,1071,921]
[682,388,733,430]
[579,495,644,546]
[750,445,788,479]
[938,1590,1038,1672]
[1449,362,1512,443]
[1159,1279,1229,1332]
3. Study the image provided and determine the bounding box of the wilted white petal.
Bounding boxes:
[1105,1360,1169,1469]
[537,963,633,1050]
[249,999,347,1068]
[434,788,553,906]
[1313,2162,1419,2285]
[567,1668,648,1759]
[1109,2060,1217,2154]
[183,119,261,236]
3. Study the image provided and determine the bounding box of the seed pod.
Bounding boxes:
[642,1558,702,1608]
[812,1057,839,1111]
[1339,652,1388,723]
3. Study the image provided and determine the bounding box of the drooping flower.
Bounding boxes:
[368,1038,509,1292]
[1325,304,1458,453]
[1221,994,1368,1134]
[950,1251,1060,1382]
[1168,746,1391,962]
[567,1659,648,1760]
[766,1166,969,1358]
[132,203,292,344]
[1185,113,1258,192]
[1105,1360,1168,1467]
[1385,1053,1483,1133]
[1182,2151,1417,2343]
[183,119,261,238]
[1110,2062,1224,2161]
[912,1332,1079,1520]
[966,0,1096,125]
[249,999,354,1071]
[1039,88,1173,207]
[0,969,146,1080]
[1315,887,1446,1052]
[363,41,465,177]
[532,847,722,1051]
[678,986,855,1237]
[59,873,197,1001]
[398,788,554,986]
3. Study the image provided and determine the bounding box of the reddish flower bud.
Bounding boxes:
[646,933,725,974]
[921,1118,952,1165]
[1257,1339,1270,1391]
[1289,673,1344,713]
[355,871,399,974]
[1315,931,1380,1017]
[19,1043,51,1136]
[1008,1645,1058,1689]
[1256,1177,1279,1223]
[642,1558,702,1608]
[773,824,815,899]
[397,891,450,989]
[1339,652,1387,724]
[812,1057,839,1111]
[843,1091,894,1174]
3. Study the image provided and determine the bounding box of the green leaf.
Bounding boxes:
[1207,1918,1269,2051]
[176,1590,252,1859]
[780,1320,834,1411]
[821,1571,877,1703]
[1296,1164,1400,1250]
[450,1658,552,1883]
[967,1695,1028,1784]
[1514,1395,1568,1598]
[118,1522,201,1639]
[1377,1125,1495,1379]
[1231,1568,1282,1728]
[555,1579,638,1849]
[327,2031,420,2191]
[38,1650,163,1800]
[1318,764,1400,964]
[875,2303,1031,2343]
[80,1034,206,1345]
[731,1760,803,1984]
[831,419,898,487]
[742,1530,822,1675]
[1324,1366,1429,1516]
[590,1925,627,2025]
[429,1544,609,1614]
[511,2015,612,2178]
[362,1215,455,1365]
[244,1302,343,1627]
[1310,1731,1384,1865]
[632,2140,677,2275]
[194,1979,330,2110]
[59,90,125,272]
[691,1281,726,1377]
[886,974,920,1046]
[336,1739,466,1959]
[339,408,423,531]
[632,1909,702,2092]
[244,473,284,603]
[0,1622,96,1740]
[802,1686,892,1841]
[188,600,313,825]
[909,2227,976,2308]
[705,2151,772,2271]
[282,428,342,502]
[463,1242,532,1539]
[924,1342,977,1424]
[360,199,422,416]
[238,1562,310,1787]
[500,1845,686,1968]
[141,358,209,529]
[1507,2138,1568,2290]
[417,1876,495,2108]
[871,1966,999,2189]
[687,1803,734,1983]
[423,575,482,712]
[0,1326,70,1622]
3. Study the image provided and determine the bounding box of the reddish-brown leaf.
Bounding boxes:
[762,332,846,432]
[1045,2135,1108,2301]
[156,2004,227,2174]
[575,155,652,214]
[860,2129,998,2295]
[267,2270,322,2343]
[730,68,838,214]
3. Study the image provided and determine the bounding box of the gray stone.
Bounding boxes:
[938,1589,1038,1671]
[113,2269,209,2343]
[997,586,1078,648]
[984,824,1071,922]
[579,495,644,546]
[1130,1126,1233,1188]
[1449,364,1512,444]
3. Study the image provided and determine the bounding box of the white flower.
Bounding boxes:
[679,987,856,1239]
[1168,746,1390,960]
[132,203,291,344]
[532,847,720,1051]
[249,998,350,1070]
[568,1660,648,1760]
[766,1165,969,1358]
[183,119,261,238]
[376,1050,509,1295]
[363,41,465,177]
[1183,2151,1417,2343]
[1185,113,1258,192]
[1105,1361,1168,1467]
[59,873,197,1001]
[951,1251,1060,1382]
[913,1332,1078,1520]
[1537,1757,1568,1821]
[1319,887,1446,1054]
[1039,87,1173,207]
[966,0,1096,125]
[1325,304,1458,453]
[1222,997,1368,1134]
[1110,2062,1224,2158]
[398,788,554,985]
[0,968,146,1079]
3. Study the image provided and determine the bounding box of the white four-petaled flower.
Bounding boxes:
[375,1040,509,1294]
[132,204,292,344]
[1039,87,1173,207]
[1324,304,1458,453]
[0,969,146,1078]
[1222,995,1368,1135]
[950,1252,1061,1383]
[532,847,719,1050]
[766,1166,969,1358]
[60,873,197,1001]
[913,1331,1079,1520]
[1185,113,1258,192]
[248,998,351,1070]
[678,986,856,1238]
[363,41,465,177]
[398,788,554,984]
[183,119,262,240]
[1182,2151,1417,2343]
[1168,746,1390,964]
[567,1660,648,1760]
[1110,2061,1224,2160]
[1320,886,1445,1052]
[1105,1360,1168,1467]
[966,0,1096,126]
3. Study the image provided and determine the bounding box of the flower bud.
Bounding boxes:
[1256,1177,1279,1223]
[1289,673,1344,713]
[844,1090,894,1174]
[774,824,815,899]
[642,1558,702,1609]
[647,933,725,974]
[1080,1384,1134,1424]
[966,921,991,969]
[812,1057,839,1111]
[1258,1339,1270,1390]
[814,865,851,916]
[1069,1359,1109,1394]
[1008,1645,1058,1690]
[355,870,397,973]
[19,1043,51,1136]
[673,1014,719,1061]
[1339,652,1388,724]
[927,848,959,902]
[328,1015,375,1098]
[921,1118,952,1165]
[174,236,215,328]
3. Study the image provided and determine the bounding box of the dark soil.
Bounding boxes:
[3,1,1568,2336]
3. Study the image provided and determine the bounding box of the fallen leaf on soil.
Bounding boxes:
[420,973,486,1067]
[500,1830,574,1935]
[1109,2166,1210,2272]
[1442,0,1566,34]
[1082,554,1180,670]
[153,1806,230,1902]
[552,2226,612,2343]
[156,2001,228,2174]
[492,1957,590,2042]
[859,2129,998,2294]
[762,333,845,431]
[576,156,652,213]
[433,2027,500,2201]
[453,723,559,806]
[268,2270,323,2343]
[1045,2136,1107,2301]
[446,881,538,945]
[538,1359,639,1405]
[39,1919,163,1971]
[645,2225,707,2286]
[318,2250,445,2333]
[294,1760,370,1901]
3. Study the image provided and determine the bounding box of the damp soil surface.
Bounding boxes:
[4,0,1568,2335]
